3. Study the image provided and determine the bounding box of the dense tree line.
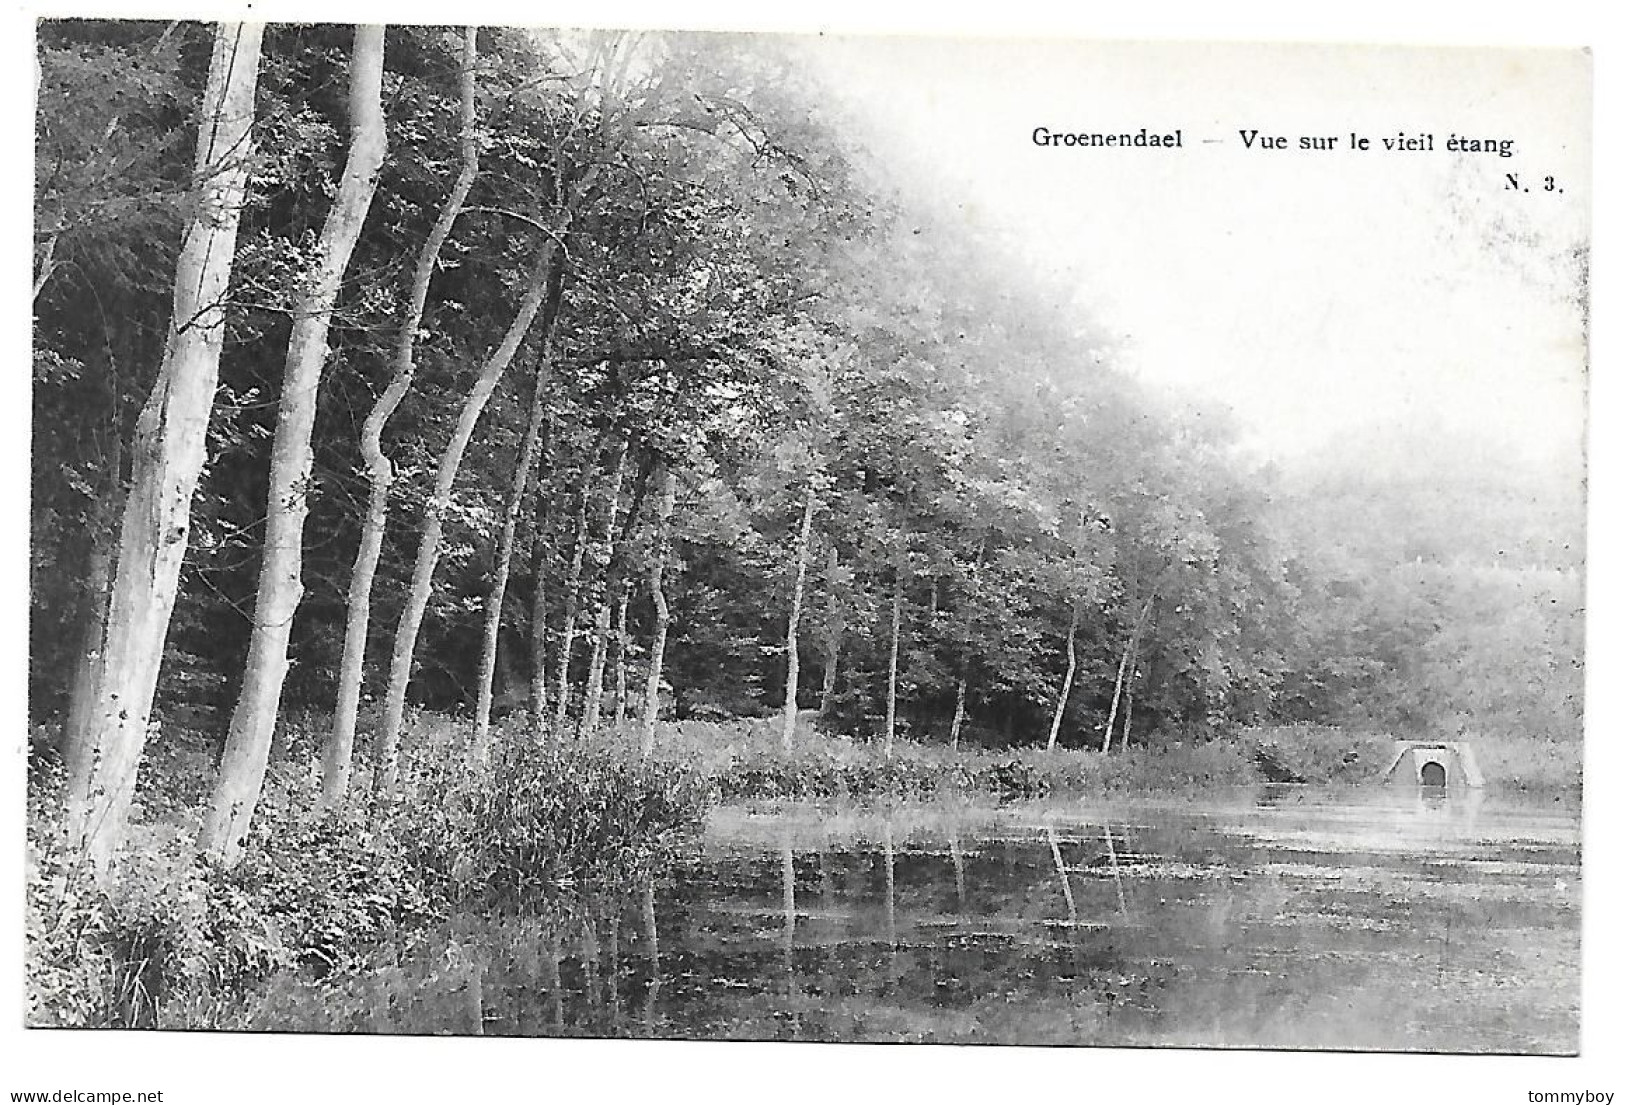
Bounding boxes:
[31,21,1583,883]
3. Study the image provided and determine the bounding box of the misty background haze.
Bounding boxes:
[800,36,1589,485]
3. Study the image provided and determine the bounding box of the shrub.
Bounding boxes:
[224,806,443,978]
[980,758,1051,800]
[25,716,712,1028]
[389,727,710,907]
[1244,724,1393,784]
[26,824,231,1028]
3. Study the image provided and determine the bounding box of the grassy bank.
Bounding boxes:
[1242,722,1582,794]
[25,715,706,1029]
[620,716,1257,801]
[621,716,1580,800]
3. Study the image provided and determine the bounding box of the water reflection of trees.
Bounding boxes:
[242,816,1178,1039]
[234,801,1576,1050]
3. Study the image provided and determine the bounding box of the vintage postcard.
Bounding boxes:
[17,9,1600,1103]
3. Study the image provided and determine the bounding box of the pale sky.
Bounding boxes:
[799,37,1591,469]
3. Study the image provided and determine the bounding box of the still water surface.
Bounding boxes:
[278,787,1581,1051]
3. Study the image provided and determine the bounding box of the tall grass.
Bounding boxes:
[611,716,1257,801]
[1464,730,1583,792]
[25,716,708,1028]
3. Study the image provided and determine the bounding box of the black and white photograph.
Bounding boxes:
[12,3,1613,1100]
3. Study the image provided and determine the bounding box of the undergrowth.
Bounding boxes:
[25,716,706,1029]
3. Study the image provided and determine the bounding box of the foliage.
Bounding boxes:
[1244,724,1396,785]
[25,713,711,1028]
[643,716,1257,801]
[392,723,709,903]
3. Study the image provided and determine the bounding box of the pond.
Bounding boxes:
[265,787,1582,1052]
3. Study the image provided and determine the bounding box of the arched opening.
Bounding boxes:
[1420,760,1447,788]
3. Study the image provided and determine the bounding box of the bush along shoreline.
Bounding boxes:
[25,716,708,1029]
[620,717,1581,803]
[25,711,1579,1029]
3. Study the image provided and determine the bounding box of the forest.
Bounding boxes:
[26,20,1585,1030]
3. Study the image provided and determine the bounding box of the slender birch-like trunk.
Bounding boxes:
[640,466,674,756]
[1121,658,1138,749]
[64,536,116,769]
[581,599,614,733]
[550,459,601,731]
[612,588,630,727]
[202,26,388,865]
[471,275,565,759]
[579,448,627,734]
[1045,599,1082,752]
[817,546,842,718]
[375,241,564,796]
[948,678,968,751]
[780,484,816,753]
[1121,621,1148,748]
[65,23,264,880]
[884,566,903,758]
[324,28,479,809]
[63,409,122,780]
[528,492,549,725]
[525,412,555,724]
[948,533,987,752]
[1102,592,1157,755]
[818,636,840,715]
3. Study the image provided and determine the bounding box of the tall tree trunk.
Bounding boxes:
[581,601,614,734]
[884,566,903,758]
[202,26,388,866]
[1046,599,1082,752]
[641,466,675,756]
[816,546,842,719]
[471,273,565,760]
[1121,622,1149,749]
[63,380,123,779]
[818,636,840,716]
[612,587,630,728]
[1121,656,1138,750]
[324,27,479,809]
[64,532,116,769]
[64,23,264,881]
[375,241,565,797]
[948,677,968,751]
[528,485,550,725]
[1102,592,1157,755]
[949,533,987,753]
[780,484,816,753]
[579,447,627,734]
[550,457,602,732]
